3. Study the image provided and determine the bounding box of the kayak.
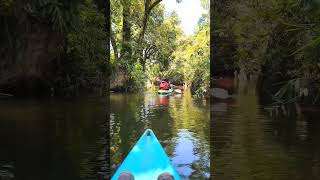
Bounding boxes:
[210,88,230,99]
[158,88,173,95]
[111,129,180,180]
[174,89,182,94]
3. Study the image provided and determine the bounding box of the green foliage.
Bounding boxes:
[130,62,147,89]
[213,0,320,104]
[164,69,184,85]
[0,0,14,13]
[0,0,110,95]
[20,0,81,34]
[272,78,308,105]
[147,9,209,96]
[68,0,106,63]
[146,63,160,82]
[171,18,210,96]
[110,0,209,95]
[144,11,182,69]
[65,0,107,88]
[200,0,209,10]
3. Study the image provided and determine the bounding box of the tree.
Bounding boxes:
[211,0,320,105]
[136,0,182,71]
[0,0,111,96]
[0,0,82,95]
[110,0,210,95]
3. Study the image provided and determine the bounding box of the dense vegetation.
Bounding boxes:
[110,0,210,96]
[0,0,110,96]
[211,0,320,106]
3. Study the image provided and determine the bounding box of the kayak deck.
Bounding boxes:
[112,129,180,180]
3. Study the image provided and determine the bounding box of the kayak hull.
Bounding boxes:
[158,88,173,95]
[111,129,180,180]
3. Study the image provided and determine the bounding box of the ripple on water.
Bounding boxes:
[0,163,14,180]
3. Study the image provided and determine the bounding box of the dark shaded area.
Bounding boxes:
[0,96,109,180]
[0,0,111,97]
[210,0,320,106]
[210,0,237,78]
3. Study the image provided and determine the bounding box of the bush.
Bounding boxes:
[130,62,147,90]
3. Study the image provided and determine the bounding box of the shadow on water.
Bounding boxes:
[110,91,210,179]
[0,95,109,180]
[212,80,320,180]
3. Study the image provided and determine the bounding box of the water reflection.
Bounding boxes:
[110,91,210,179]
[211,102,227,112]
[212,80,320,180]
[0,96,109,180]
[159,96,170,106]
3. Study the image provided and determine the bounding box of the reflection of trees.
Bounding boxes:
[269,112,320,180]
[213,81,294,179]
[213,81,320,179]
[110,94,145,169]
[110,93,174,169]
[168,91,210,179]
[169,91,210,142]
[0,97,107,180]
[56,98,108,180]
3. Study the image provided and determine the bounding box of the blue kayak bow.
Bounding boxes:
[112,129,180,180]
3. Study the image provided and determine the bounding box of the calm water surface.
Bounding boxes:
[0,96,109,180]
[1,81,319,180]
[110,91,210,179]
[212,80,320,180]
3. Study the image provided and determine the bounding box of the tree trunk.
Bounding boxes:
[137,0,162,71]
[121,0,132,65]
[105,0,111,82]
[110,30,119,61]
[138,7,149,43]
[210,0,214,78]
[137,10,149,70]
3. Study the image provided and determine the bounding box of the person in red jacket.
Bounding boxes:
[159,79,171,90]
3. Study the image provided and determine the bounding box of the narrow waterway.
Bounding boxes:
[110,91,210,179]
[0,96,109,180]
[212,80,320,180]
[1,80,319,180]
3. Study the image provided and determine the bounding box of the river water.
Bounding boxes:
[212,80,320,180]
[110,91,210,179]
[1,81,320,180]
[0,96,109,180]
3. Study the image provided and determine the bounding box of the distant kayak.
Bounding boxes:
[210,88,230,99]
[174,89,182,94]
[158,88,173,95]
[112,129,180,180]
